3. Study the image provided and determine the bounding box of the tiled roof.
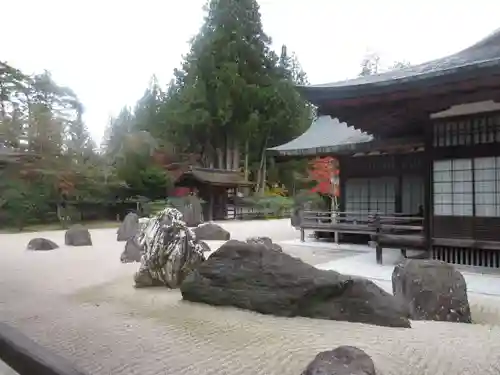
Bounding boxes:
[301,27,500,95]
[180,167,254,187]
[268,116,373,156]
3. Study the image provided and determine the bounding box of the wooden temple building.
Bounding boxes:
[270,28,500,267]
[174,166,253,221]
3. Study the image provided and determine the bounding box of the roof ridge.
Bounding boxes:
[302,26,500,90]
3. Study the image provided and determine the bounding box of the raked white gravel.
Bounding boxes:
[1,220,500,375]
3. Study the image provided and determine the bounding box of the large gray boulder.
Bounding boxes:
[117,212,139,241]
[181,240,410,328]
[246,236,282,252]
[193,223,230,241]
[134,208,206,288]
[120,238,142,263]
[27,238,59,251]
[301,346,376,375]
[392,259,471,323]
[64,225,92,246]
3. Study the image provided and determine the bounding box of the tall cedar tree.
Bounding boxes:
[102,0,312,192]
[169,0,311,171]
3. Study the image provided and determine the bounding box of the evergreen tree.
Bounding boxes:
[104,0,313,194]
[0,62,29,148]
[167,0,311,177]
[65,102,96,162]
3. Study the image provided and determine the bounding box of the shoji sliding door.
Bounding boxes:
[345,177,397,218]
[402,175,424,215]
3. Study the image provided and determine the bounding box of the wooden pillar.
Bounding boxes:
[374,214,383,264]
[208,185,214,221]
[423,121,433,253]
[395,157,403,213]
[338,156,346,212]
[220,187,228,220]
[300,210,305,242]
[232,187,237,220]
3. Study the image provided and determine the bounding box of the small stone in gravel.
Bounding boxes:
[194,223,230,241]
[120,238,142,263]
[65,225,92,246]
[301,346,376,375]
[117,212,139,242]
[26,238,59,251]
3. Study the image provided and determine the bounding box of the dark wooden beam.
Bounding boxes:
[324,86,500,136]
[0,322,88,375]
[323,73,500,108]
[349,87,500,123]
[423,119,433,251]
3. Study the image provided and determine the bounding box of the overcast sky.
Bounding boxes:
[2,0,500,143]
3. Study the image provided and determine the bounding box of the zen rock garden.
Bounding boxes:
[20,206,475,374]
[121,206,472,327]
[112,206,475,373]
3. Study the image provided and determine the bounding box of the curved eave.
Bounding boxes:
[268,116,373,156]
[269,141,371,157]
[299,60,500,105]
[298,27,500,105]
[272,137,424,158]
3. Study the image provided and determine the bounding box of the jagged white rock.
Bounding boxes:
[134,207,206,288]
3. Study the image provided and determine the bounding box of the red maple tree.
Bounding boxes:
[308,156,340,197]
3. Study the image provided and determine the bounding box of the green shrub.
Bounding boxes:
[243,194,294,218]
[293,190,328,210]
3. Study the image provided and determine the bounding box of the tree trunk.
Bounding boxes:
[256,168,261,192]
[216,148,223,169]
[233,140,240,171]
[225,137,232,170]
[256,133,270,192]
[261,155,267,193]
[244,139,249,180]
[0,82,6,121]
[204,148,215,169]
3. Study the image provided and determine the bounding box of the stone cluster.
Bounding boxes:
[23,207,474,375]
